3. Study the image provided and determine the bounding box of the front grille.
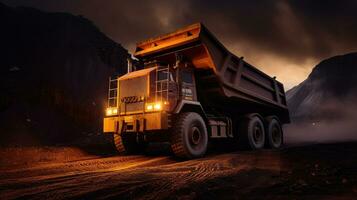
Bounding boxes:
[121,102,144,113]
[119,73,148,113]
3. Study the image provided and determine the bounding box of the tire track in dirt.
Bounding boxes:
[0,155,176,199]
[135,154,246,200]
[2,143,357,199]
[0,155,174,181]
[133,151,284,199]
[0,150,285,200]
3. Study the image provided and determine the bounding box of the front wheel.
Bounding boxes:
[170,112,208,159]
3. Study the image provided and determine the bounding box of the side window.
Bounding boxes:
[158,71,168,81]
[182,71,193,84]
[158,71,175,81]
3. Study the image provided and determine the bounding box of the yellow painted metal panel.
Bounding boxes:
[118,67,156,81]
[103,117,117,133]
[105,112,168,132]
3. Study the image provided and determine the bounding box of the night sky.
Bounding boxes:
[2,0,357,89]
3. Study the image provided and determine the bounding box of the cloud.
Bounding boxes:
[2,0,357,89]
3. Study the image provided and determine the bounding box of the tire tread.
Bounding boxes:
[170,112,191,158]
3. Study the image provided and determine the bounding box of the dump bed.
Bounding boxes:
[134,23,290,123]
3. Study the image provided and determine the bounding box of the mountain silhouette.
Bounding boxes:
[287,53,357,121]
[0,3,128,145]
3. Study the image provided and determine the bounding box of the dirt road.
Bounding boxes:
[0,143,356,200]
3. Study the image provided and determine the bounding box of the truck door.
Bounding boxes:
[179,68,197,101]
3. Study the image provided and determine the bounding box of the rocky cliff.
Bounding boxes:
[0,3,128,145]
[287,53,357,121]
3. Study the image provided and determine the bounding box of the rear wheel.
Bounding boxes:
[113,133,146,155]
[239,115,265,150]
[265,117,283,149]
[170,112,208,159]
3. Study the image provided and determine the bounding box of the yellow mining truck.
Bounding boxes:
[103,23,290,159]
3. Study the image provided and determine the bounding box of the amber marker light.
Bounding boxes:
[146,104,153,111]
[154,102,161,110]
[106,108,118,116]
[146,102,163,112]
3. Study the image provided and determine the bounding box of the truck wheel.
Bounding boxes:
[239,115,265,150]
[170,112,208,159]
[265,117,283,149]
[113,133,145,155]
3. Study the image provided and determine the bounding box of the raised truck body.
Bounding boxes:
[103,23,290,159]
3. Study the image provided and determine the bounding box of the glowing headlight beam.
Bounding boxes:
[106,108,112,116]
[146,102,163,111]
[106,108,118,116]
[154,103,161,110]
[146,105,153,110]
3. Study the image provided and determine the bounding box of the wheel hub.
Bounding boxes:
[272,126,281,144]
[191,127,201,145]
[253,126,262,143]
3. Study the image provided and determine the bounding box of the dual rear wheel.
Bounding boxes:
[170,112,283,159]
[239,115,283,150]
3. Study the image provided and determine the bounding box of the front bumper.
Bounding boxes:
[103,112,169,133]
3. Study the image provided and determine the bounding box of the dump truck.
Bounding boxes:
[103,23,290,159]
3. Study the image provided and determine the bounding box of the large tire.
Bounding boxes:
[265,117,283,149]
[170,112,208,159]
[113,133,145,155]
[239,115,265,150]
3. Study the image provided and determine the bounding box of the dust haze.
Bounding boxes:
[285,99,357,144]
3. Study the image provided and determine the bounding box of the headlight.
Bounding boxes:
[106,107,118,116]
[146,102,162,111]
[154,103,161,110]
[146,104,153,111]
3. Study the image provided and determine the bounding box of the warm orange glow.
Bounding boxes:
[106,108,118,116]
[106,108,112,116]
[146,104,153,110]
[154,103,161,110]
[146,102,163,111]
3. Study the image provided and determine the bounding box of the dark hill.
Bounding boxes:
[0,3,128,146]
[287,53,357,121]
